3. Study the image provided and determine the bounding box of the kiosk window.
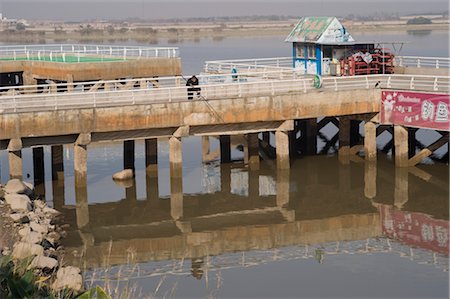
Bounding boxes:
[296,44,305,58]
[308,45,316,59]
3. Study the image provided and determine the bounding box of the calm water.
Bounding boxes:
[0,30,449,298]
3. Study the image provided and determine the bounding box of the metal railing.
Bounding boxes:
[0,74,448,114]
[395,56,450,69]
[204,57,293,74]
[0,44,179,62]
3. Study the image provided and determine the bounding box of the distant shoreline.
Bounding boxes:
[0,22,447,44]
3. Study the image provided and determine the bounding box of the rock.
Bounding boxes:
[22,231,43,244]
[20,215,30,224]
[113,178,134,188]
[10,213,24,222]
[18,226,31,238]
[22,182,35,197]
[4,194,32,212]
[46,232,61,244]
[12,242,44,259]
[30,255,58,270]
[43,207,61,217]
[52,266,83,292]
[112,169,134,181]
[30,222,49,235]
[4,179,29,194]
[41,239,55,250]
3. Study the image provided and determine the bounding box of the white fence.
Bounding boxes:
[395,56,450,69]
[205,57,293,74]
[0,44,179,62]
[0,73,448,114]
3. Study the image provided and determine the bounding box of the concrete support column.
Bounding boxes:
[8,139,23,180]
[51,145,64,181]
[302,118,317,155]
[246,133,260,170]
[339,116,351,157]
[170,176,183,220]
[169,136,183,178]
[32,147,45,198]
[394,168,409,209]
[145,138,158,173]
[201,136,210,163]
[124,140,135,170]
[220,135,231,163]
[145,138,159,201]
[50,140,64,210]
[220,164,231,194]
[276,169,290,208]
[276,131,290,169]
[394,125,409,167]
[364,161,377,199]
[248,169,259,199]
[74,139,89,229]
[364,121,377,161]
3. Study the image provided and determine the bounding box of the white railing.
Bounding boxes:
[0,44,179,62]
[204,57,293,74]
[0,74,448,114]
[395,56,450,69]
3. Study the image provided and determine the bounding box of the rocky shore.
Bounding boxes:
[0,179,83,295]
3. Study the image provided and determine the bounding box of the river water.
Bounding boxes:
[0,30,449,298]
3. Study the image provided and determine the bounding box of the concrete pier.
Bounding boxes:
[246,133,260,170]
[364,121,377,161]
[276,130,290,169]
[394,125,409,167]
[123,140,135,170]
[169,136,183,178]
[7,139,23,180]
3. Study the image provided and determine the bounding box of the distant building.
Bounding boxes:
[285,16,378,76]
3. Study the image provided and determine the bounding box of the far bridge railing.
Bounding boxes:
[0,74,449,114]
[395,56,450,69]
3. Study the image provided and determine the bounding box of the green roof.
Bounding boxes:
[285,17,334,43]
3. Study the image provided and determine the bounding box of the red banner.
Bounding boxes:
[381,90,450,131]
[380,205,449,255]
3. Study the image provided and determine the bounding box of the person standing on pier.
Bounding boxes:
[186,75,201,100]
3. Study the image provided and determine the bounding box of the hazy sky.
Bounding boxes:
[1,0,448,21]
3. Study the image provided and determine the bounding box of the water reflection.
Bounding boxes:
[55,156,448,273]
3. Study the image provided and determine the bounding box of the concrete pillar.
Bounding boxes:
[145,138,158,173]
[276,131,290,169]
[169,136,183,178]
[8,139,23,180]
[339,116,351,157]
[364,121,377,161]
[51,145,64,181]
[364,161,377,199]
[220,135,231,163]
[74,142,89,229]
[220,164,231,194]
[32,147,45,198]
[246,133,260,170]
[123,140,135,170]
[301,118,317,155]
[248,169,259,199]
[170,176,183,220]
[201,136,210,163]
[394,125,409,167]
[394,167,409,209]
[276,169,290,208]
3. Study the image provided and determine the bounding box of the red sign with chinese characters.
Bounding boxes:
[380,90,450,131]
[380,205,449,255]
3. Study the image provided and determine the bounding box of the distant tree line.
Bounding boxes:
[406,17,433,25]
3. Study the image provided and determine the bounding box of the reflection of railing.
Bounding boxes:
[84,238,449,283]
[0,44,179,61]
[1,74,448,114]
[395,56,450,69]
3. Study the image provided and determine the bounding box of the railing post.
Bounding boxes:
[433,77,438,91]
[436,60,439,69]
[93,93,96,108]
[387,76,391,88]
[13,96,17,113]
[334,78,338,91]
[410,77,414,89]
[169,89,172,102]
[365,76,369,89]
[399,57,403,67]
[417,59,421,68]
[303,80,307,93]
[271,82,275,96]
[238,84,242,97]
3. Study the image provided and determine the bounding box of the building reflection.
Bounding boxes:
[51,156,448,278]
